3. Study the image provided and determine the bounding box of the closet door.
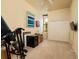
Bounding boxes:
[48,21,70,42]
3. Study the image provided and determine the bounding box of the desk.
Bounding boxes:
[38,34,43,44]
[23,32,31,47]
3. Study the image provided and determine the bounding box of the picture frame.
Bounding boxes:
[27,11,35,28]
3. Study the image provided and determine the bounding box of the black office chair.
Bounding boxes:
[10,28,27,59]
[1,16,27,59]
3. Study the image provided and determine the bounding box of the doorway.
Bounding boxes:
[43,14,48,39]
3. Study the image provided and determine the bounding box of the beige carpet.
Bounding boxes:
[11,40,77,59]
[26,40,77,59]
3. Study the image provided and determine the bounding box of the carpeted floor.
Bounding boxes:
[11,40,77,59]
[26,40,77,59]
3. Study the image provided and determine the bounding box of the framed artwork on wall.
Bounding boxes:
[27,11,35,28]
[36,20,40,27]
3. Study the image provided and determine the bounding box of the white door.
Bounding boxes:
[48,21,70,42]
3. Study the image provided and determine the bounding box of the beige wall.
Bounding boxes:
[1,0,42,34]
[48,8,70,22]
[70,0,78,55]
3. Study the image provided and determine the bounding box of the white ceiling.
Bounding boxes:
[26,0,72,11]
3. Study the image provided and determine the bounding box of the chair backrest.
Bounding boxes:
[14,28,25,49]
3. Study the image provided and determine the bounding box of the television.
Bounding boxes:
[70,21,78,31]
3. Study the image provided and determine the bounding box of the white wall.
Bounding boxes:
[38,16,43,34]
[48,8,70,42]
[70,0,78,55]
[1,0,42,34]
